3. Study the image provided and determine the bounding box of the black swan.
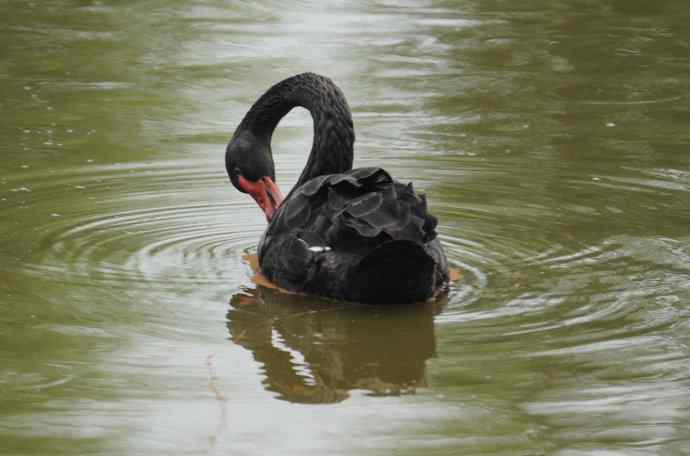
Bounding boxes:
[225,73,448,303]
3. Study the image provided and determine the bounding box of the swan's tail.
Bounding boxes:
[349,239,445,304]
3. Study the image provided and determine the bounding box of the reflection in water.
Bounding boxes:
[227,286,443,403]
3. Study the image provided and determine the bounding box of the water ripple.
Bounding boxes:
[0,160,264,291]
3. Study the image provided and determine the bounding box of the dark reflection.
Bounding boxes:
[227,287,444,404]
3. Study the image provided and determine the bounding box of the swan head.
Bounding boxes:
[226,131,284,222]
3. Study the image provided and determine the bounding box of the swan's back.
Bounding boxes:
[258,167,449,303]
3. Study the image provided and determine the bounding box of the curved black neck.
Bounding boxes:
[235,73,355,188]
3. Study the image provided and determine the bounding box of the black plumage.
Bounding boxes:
[226,73,449,303]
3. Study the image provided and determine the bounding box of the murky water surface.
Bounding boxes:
[2,1,689,454]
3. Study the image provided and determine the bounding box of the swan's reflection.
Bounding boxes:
[227,286,444,403]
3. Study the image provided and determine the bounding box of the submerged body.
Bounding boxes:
[226,73,449,303]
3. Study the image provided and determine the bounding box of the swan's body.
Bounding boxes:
[226,73,448,303]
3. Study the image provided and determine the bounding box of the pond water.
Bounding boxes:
[1,1,689,454]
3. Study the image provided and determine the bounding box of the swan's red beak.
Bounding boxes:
[237,175,284,222]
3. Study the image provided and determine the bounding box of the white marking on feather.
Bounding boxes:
[308,246,332,253]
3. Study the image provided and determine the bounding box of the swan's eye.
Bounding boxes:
[231,165,242,176]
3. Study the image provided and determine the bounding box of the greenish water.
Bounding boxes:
[1,0,689,454]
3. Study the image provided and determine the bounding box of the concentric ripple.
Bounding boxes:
[0,158,265,293]
[427,157,690,358]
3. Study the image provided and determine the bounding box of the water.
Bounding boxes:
[1,0,689,454]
